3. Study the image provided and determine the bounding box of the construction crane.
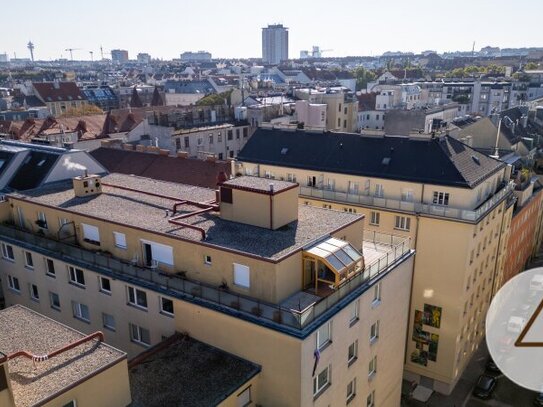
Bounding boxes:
[65,48,82,61]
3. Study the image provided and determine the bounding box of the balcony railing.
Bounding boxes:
[300,181,514,223]
[0,224,411,335]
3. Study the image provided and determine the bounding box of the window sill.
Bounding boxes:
[99,289,112,296]
[371,299,381,309]
[51,306,61,312]
[160,311,174,318]
[74,316,90,324]
[368,371,377,381]
[104,325,116,332]
[347,393,356,405]
[25,266,34,271]
[2,257,15,263]
[30,297,40,303]
[370,336,379,346]
[8,288,21,295]
[127,303,148,312]
[349,317,359,328]
[318,340,332,353]
[131,340,150,348]
[115,245,127,250]
[83,239,101,246]
[313,382,331,401]
[69,281,86,289]
[46,273,56,279]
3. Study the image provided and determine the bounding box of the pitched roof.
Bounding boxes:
[90,147,231,188]
[237,128,505,188]
[33,82,86,103]
[151,86,164,106]
[130,87,143,108]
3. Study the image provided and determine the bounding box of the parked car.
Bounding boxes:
[485,358,501,374]
[534,392,543,406]
[472,374,497,399]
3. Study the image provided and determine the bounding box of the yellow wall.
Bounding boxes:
[218,375,259,407]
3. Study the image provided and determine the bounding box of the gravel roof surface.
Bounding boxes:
[17,173,361,260]
[130,334,260,407]
[0,305,125,407]
[222,176,297,193]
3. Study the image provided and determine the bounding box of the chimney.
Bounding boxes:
[73,173,102,198]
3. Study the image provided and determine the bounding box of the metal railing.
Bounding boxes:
[300,181,514,223]
[0,224,411,333]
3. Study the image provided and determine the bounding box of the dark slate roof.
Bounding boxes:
[237,129,505,188]
[90,147,231,188]
[130,334,260,407]
[12,95,46,108]
[7,149,60,190]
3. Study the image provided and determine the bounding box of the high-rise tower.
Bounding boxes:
[261,24,288,65]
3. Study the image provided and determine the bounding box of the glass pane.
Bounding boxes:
[325,254,344,271]
[343,245,362,262]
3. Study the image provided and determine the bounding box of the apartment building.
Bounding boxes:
[0,171,414,406]
[0,305,131,407]
[235,128,516,394]
[32,82,88,117]
[295,88,358,132]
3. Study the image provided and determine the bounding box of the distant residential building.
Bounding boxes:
[295,100,327,129]
[82,85,119,111]
[384,103,459,135]
[32,81,88,117]
[111,49,129,64]
[0,305,132,407]
[136,53,151,64]
[0,53,9,63]
[163,79,216,106]
[180,51,212,62]
[262,24,288,65]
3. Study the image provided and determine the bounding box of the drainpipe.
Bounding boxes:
[269,183,274,229]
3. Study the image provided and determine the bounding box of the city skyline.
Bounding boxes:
[2,0,542,61]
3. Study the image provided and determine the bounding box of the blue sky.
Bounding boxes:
[2,0,542,60]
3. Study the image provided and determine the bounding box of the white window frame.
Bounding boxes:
[347,378,356,403]
[24,251,34,269]
[401,189,414,202]
[313,365,330,396]
[72,301,90,322]
[7,275,20,292]
[160,296,174,316]
[127,286,148,309]
[29,283,39,301]
[374,184,384,198]
[37,211,48,229]
[204,255,212,265]
[130,323,151,346]
[113,232,127,249]
[394,215,411,231]
[81,223,100,245]
[68,266,85,287]
[370,211,380,226]
[349,299,360,324]
[367,390,375,407]
[348,340,358,364]
[50,291,61,310]
[1,243,14,261]
[102,313,116,331]
[316,321,331,349]
[233,263,250,288]
[370,321,380,344]
[99,276,111,294]
[433,191,450,206]
[372,282,381,305]
[237,385,252,407]
[368,355,377,378]
[45,258,56,277]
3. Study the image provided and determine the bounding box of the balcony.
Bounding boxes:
[300,181,514,223]
[0,224,411,336]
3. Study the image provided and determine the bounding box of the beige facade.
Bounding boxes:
[0,173,415,406]
[235,153,515,394]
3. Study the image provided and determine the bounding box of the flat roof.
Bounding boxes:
[129,334,260,407]
[13,173,361,261]
[0,305,126,407]
[222,175,297,194]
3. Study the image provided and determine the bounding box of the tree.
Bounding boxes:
[60,104,103,117]
[195,90,233,106]
[524,62,539,70]
[353,67,376,91]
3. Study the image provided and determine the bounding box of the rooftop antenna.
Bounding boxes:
[100,45,104,60]
[27,41,35,62]
[491,116,501,159]
[472,41,475,58]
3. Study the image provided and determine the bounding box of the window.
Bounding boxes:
[37,211,48,229]
[374,184,384,198]
[348,340,358,364]
[102,313,116,331]
[184,136,190,148]
[228,130,233,140]
[432,191,450,205]
[313,365,330,396]
[29,284,39,301]
[127,286,148,309]
[370,321,380,343]
[346,378,356,403]
[316,322,331,349]
[68,266,85,287]
[217,133,222,143]
[50,292,60,310]
[113,232,127,249]
[160,297,174,316]
[99,276,111,294]
[367,390,375,407]
[264,170,274,179]
[368,355,377,377]
[287,173,296,183]
[130,323,150,346]
[1,243,14,261]
[81,223,100,245]
[59,217,70,228]
[237,386,252,407]
[338,118,341,127]
[233,263,250,288]
[7,275,20,292]
[62,401,77,407]
[350,299,360,324]
[370,211,380,226]
[394,215,411,231]
[175,138,181,150]
[401,189,414,202]
[24,251,34,269]
[45,258,56,277]
[72,301,90,322]
[372,282,381,304]
[203,254,213,265]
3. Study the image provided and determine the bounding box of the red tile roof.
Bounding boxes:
[90,147,232,188]
[33,82,86,103]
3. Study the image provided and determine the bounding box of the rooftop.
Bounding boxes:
[222,176,297,194]
[0,305,125,407]
[237,128,505,188]
[13,173,361,260]
[129,334,260,407]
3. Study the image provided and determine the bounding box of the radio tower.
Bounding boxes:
[27,41,35,62]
